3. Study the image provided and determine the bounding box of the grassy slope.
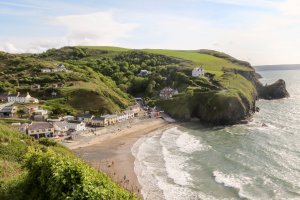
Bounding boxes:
[136,48,257,123]
[78,46,130,52]
[0,123,135,199]
[139,48,256,99]
[142,49,253,74]
[0,51,132,116]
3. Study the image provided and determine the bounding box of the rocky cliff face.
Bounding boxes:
[257,79,290,99]
[160,70,289,125]
[194,92,256,125]
[235,70,290,100]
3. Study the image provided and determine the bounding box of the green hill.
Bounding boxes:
[0,46,259,124]
[0,123,135,200]
[0,50,132,117]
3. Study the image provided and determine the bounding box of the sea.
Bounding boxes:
[132,69,300,200]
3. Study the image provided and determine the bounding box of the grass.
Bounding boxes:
[78,46,130,52]
[77,46,252,73]
[142,49,253,72]
[0,123,136,200]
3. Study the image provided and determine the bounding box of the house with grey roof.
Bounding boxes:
[78,114,94,125]
[27,122,54,139]
[53,121,69,136]
[0,106,17,118]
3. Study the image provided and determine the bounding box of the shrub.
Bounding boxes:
[38,138,57,147]
[22,149,136,200]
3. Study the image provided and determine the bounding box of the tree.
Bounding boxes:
[146,80,156,96]
[17,109,26,118]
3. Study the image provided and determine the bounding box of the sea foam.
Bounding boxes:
[213,170,253,199]
[175,130,211,153]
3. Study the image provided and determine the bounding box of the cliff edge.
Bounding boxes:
[257,79,290,99]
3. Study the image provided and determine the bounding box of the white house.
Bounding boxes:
[0,106,17,118]
[58,64,67,71]
[67,121,86,132]
[124,110,134,119]
[31,84,41,90]
[192,67,205,77]
[53,121,69,136]
[41,68,52,73]
[159,87,179,100]
[33,109,48,121]
[27,122,54,139]
[8,92,39,104]
[117,112,127,122]
[78,114,94,125]
[138,70,151,77]
[63,115,75,121]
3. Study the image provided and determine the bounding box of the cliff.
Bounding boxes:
[0,47,289,125]
[156,55,289,125]
[257,79,289,99]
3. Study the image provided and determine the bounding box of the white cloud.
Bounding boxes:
[202,0,276,7]
[0,42,24,53]
[0,11,138,53]
[1,1,300,65]
[50,11,138,46]
[278,0,300,16]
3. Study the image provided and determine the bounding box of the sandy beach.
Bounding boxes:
[64,118,174,198]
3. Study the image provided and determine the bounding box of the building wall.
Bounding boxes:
[91,119,107,127]
[28,128,54,138]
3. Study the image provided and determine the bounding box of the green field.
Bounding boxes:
[78,46,130,52]
[79,46,253,76]
[142,49,252,73]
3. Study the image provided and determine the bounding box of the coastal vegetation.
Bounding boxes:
[0,123,136,200]
[0,46,287,124]
[0,46,289,199]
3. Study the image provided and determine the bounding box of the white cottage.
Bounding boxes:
[159,87,179,100]
[8,92,39,104]
[117,112,127,122]
[67,121,86,132]
[192,67,205,77]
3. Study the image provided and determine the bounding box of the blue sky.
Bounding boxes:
[0,0,300,65]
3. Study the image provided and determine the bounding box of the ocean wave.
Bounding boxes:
[212,170,253,199]
[132,129,209,200]
[160,128,192,186]
[175,129,211,153]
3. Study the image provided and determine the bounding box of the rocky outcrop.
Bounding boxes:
[235,70,289,100]
[159,70,289,125]
[194,92,256,125]
[257,79,289,99]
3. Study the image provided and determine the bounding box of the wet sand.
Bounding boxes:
[66,118,174,198]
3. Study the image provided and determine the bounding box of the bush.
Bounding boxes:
[38,138,57,147]
[21,149,136,200]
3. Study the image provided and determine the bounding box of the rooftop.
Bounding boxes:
[0,106,15,113]
[78,114,93,118]
[53,121,68,129]
[28,122,53,130]
[92,116,105,121]
[101,114,117,119]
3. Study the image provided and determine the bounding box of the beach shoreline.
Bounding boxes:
[63,118,174,198]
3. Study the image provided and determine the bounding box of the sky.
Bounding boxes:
[0,0,300,65]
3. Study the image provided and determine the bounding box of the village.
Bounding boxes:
[0,88,165,140]
[0,66,205,140]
